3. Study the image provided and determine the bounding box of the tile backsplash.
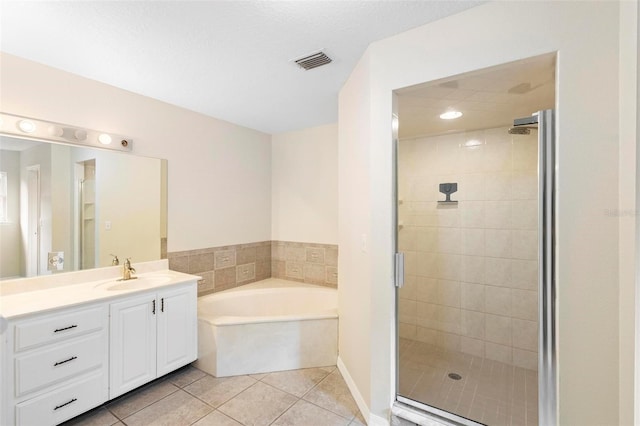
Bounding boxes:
[168,240,338,296]
[271,241,338,287]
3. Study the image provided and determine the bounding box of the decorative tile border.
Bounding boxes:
[168,240,338,296]
[167,241,271,296]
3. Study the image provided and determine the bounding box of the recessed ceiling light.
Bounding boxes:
[440,111,463,120]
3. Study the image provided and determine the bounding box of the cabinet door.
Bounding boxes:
[109,293,157,398]
[156,284,197,377]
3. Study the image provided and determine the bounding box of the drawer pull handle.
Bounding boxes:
[161,298,164,312]
[152,300,156,315]
[54,325,78,333]
[54,398,77,411]
[54,356,77,367]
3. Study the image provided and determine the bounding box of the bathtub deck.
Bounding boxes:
[61,364,366,426]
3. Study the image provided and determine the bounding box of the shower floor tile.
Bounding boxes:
[398,339,538,426]
[61,364,363,426]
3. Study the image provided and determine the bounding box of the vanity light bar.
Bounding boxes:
[0,112,132,152]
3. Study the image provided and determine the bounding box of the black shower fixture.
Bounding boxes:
[438,182,458,204]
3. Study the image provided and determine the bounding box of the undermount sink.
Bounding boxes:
[99,275,172,291]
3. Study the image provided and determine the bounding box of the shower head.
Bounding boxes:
[508,127,531,135]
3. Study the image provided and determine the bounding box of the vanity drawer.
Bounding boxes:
[15,304,106,352]
[16,372,106,426]
[15,333,105,397]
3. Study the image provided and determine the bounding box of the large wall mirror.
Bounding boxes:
[0,133,167,280]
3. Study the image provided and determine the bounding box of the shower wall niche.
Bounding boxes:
[398,126,538,370]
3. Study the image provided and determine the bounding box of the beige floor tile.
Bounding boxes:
[303,370,360,420]
[184,375,256,408]
[107,380,179,419]
[61,407,120,426]
[263,367,330,397]
[121,389,212,426]
[166,365,207,388]
[218,381,298,426]
[192,410,243,426]
[399,340,538,426]
[398,364,425,396]
[320,365,337,373]
[272,400,351,426]
[249,373,269,380]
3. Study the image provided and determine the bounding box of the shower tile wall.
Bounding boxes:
[398,126,538,370]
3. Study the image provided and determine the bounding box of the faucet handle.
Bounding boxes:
[125,258,136,273]
[110,254,119,266]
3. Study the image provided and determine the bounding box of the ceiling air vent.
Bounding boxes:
[294,51,332,71]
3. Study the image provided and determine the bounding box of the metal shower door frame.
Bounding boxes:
[393,109,558,426]
[537,109,557,426]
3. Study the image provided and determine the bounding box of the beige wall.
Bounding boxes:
[0,53,272,253]
[0,150,22,278]
[619,0,639,424]
[50,144,72,271]
[338,48,373,416]
[71,149,161,267]
[271,123,338,244]
[339,1,626,424]
[19,143,52,276]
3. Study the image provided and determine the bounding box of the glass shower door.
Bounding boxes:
[396,110,555,426]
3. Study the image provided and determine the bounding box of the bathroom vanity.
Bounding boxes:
[0,260,198,426]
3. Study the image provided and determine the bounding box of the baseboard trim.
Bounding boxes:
[337,356,389,426]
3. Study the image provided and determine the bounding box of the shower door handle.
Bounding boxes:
[394,252,405,288]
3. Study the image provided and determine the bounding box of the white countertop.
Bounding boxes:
[0,260,200,320]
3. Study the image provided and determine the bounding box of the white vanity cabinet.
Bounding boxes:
[2,303,109,426]
[109,283,197,399]
[1,268,199,426]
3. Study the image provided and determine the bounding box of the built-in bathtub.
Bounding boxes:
[194,278,338,377]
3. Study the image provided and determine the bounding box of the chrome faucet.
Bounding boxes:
[122,258,137,281]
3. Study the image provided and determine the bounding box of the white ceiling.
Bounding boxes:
[397,54,556,139]
[0,1,483,135]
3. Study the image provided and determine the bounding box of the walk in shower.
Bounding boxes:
[395,55,556,426]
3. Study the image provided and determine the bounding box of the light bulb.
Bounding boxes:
[98,133,112,145]
[75,129,87,141]
[18,120,36,133]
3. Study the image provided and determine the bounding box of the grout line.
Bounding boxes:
[181,375,258,411]
[115,386,183,423]
[186,407,215,426]
[106,381,180,420]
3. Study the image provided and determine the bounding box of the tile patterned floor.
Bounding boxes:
[61,365,366,426]
[398,339,538,426]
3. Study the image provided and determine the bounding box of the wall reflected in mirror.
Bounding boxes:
[0,135,167,280]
